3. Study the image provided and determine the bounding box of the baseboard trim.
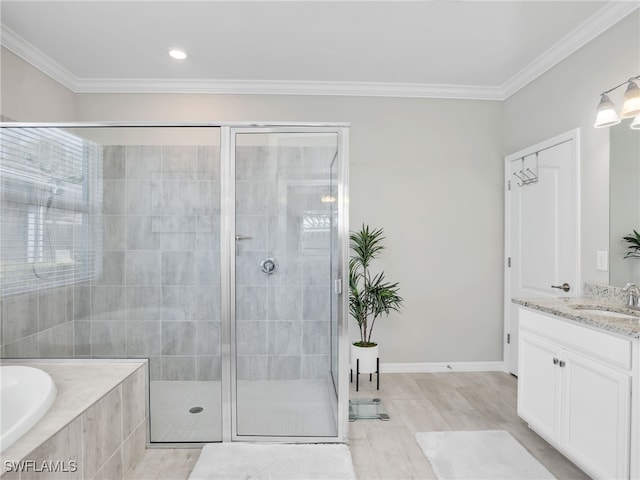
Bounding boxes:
[380,361,506,373]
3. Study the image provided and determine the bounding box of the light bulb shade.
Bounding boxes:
[594,94,621,128]
[620,81,640,118]
[631,115,640,130]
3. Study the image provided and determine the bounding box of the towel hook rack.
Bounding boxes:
[512,153,539,187]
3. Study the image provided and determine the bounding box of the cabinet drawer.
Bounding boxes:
[519,307,632,371]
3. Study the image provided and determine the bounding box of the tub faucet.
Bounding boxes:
[623,283,640,309]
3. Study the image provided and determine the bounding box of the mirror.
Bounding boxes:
[610,118,640,287]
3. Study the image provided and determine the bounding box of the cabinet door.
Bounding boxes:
[518,331,561,442]
[562,350,631,480]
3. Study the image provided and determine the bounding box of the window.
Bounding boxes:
[0,127,103,296]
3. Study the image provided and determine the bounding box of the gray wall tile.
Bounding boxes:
[302,321,331,354]
[122,421,146,476]
[83,386,123,479]
[268,355,301,380]
[162,321,196,355]
[235,286,266,321]
[126,321,162,356]
[125,251,162,285]
[302,286,330,320]
[102,216,125,251]
[21,415,82,480]
[103,180,126,214]
[301,355,331,379]
[125,286,162,320]
[236,355,268,381]
[236,321,266,355]
[90,321,127,356]
[122,367,146,438]
[103,146,126,180]
[125,146,161,180]
[267,321,302,355]
[125,180,152,215]
[161,356,196,381]
[38,287,70,331]
[2,294,38,344]
[126,216,160,250]
[196,321,220,355]
[90,286,126,320]
[38,322,74,357]
[98,251,125,286]
[267,286,302,320]
[197,355,221,381]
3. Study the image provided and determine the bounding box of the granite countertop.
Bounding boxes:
[512,296,640,338]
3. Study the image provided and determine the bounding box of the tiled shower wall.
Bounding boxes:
[235,145,335,381]
[1,141,336,383]
[1,286,74,358]
[74,145,222,381]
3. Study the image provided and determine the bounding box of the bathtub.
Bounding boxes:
[0,365,57,452]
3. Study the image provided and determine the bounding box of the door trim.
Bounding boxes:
[503,128,581,375]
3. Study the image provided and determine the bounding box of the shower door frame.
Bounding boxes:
[221,125,350,443]
[0,121,350,445]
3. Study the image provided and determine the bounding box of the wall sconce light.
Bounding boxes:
[594,75,640,129]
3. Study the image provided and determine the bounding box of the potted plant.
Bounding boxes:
[623,230,640,258]
[349,224,403,374]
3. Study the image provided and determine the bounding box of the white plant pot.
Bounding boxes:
[351,343,379,374]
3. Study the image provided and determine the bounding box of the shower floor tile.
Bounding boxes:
[149,378,337,442]
[150,381,221,442]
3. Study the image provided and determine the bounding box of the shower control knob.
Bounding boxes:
[260,258,278,275]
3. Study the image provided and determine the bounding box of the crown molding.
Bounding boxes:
[2,1,638,100]
[71,77,505,100]
[1,26,76,92]
[501,1,640,98]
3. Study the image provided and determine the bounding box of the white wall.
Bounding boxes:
[0,47,75,121]
[503,10,640,287]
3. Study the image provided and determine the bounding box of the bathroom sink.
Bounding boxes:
[573,308,639,320]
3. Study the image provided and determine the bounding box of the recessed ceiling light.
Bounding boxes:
[168,48,188,61]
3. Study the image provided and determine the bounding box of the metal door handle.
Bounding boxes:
[551,283,571,292]
[235,235,253,256]
[558,360,566,368]
[553,357,559,365]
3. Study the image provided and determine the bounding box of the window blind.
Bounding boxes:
[0,127,103,297]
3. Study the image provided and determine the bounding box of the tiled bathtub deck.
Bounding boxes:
[1,360,147,480]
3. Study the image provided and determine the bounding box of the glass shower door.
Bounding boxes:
[232,130,339,438]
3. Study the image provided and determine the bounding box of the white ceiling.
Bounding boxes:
[1,1,638,99]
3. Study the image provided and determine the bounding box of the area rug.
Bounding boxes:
[188,443,356,480]
[415,430,556,480]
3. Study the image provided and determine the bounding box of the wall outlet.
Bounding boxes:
[596,250,609,271]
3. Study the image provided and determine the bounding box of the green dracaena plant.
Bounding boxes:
[349,224,403,347]
[623,230,640,259]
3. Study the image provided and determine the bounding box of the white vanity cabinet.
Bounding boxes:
[518,306,635,480]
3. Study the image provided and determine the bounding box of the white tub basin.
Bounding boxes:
[0,365,57,452]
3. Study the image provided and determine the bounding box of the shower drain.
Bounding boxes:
[189,406,204,414]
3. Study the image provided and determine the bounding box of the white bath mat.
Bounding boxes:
[416,430,556,480]
[188,443,356,480]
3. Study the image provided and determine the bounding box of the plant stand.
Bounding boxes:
[350,357,379,392]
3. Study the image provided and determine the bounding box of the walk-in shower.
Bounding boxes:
[0,123,349,444]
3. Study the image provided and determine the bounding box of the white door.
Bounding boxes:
[504,130,580,375]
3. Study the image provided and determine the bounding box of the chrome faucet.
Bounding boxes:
[623,283,640,309]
